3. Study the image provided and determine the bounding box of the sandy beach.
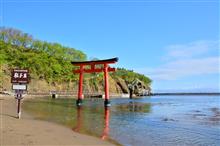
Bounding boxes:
[0,96,115,146]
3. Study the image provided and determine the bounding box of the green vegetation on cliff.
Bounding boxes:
[112,68,151,86]
[0,27,151,93]
[0,27,86,84]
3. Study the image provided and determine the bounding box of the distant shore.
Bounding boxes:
[151,92,220,96]
[0,96,115,146]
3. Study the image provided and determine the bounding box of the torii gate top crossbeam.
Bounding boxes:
[71,57,118,66]
[71,57,118,73]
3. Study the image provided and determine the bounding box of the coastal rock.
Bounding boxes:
[128,78,151,98]
[114,77,129,94]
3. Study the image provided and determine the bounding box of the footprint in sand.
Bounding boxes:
[25,134,31,137]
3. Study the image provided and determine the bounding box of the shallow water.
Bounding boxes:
[24,95,220,146]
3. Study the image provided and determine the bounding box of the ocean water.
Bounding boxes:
[24,95,220,146]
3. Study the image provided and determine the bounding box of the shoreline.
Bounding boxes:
[0,96,115,146]
[151,92,220,96]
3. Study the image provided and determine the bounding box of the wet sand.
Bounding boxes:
[0,96,115,146]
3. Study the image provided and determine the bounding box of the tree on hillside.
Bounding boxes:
[112,68,152,86]
[0,27,33,48]
[0,27,87,84]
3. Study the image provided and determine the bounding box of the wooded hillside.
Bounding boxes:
[0,27,151,95]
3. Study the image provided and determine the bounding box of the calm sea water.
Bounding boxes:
[24,95,220,146]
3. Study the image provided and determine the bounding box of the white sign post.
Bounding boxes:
[11,69,29,119]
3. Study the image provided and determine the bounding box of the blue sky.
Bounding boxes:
[1,0,219,92]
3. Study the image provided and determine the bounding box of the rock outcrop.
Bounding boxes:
[128,79,151,98]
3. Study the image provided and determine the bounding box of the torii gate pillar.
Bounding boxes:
[71,58,118,107]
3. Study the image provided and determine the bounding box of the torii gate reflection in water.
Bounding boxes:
[71,57,118,107]
[72,107,110,140]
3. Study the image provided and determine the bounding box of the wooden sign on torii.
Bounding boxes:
[71,57,118,107]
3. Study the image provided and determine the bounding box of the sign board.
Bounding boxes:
[11,69,29,84]
[12,84,27,90]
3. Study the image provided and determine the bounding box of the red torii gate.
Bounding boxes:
[71,57,118,107]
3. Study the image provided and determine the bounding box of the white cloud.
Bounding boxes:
[166,40,219,59]
[135,40,220,80]
[148,57,219,80]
